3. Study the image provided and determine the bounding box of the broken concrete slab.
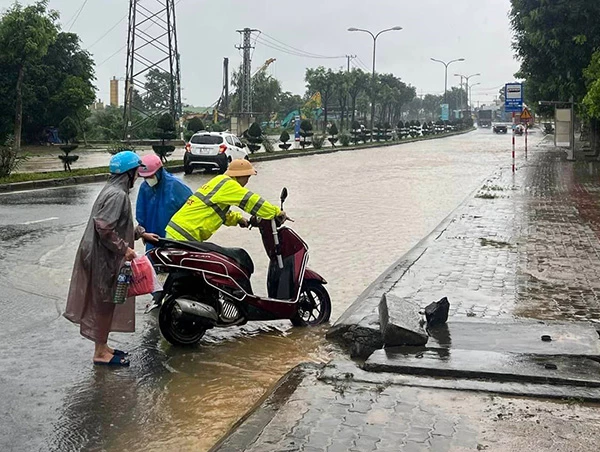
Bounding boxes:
[364,348,600,387]
[379,293,428,346]
[426,320,600,357]
[424,297,450,326]
[339,314,383,359]
[326,208,458,348]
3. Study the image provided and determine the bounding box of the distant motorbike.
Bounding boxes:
[147,188,331,346]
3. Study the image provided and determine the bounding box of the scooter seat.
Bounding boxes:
[158,239,254,275]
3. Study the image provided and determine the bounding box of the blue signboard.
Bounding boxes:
[294,115,301,141]
[505,83,523,112]
[440,104,449,121]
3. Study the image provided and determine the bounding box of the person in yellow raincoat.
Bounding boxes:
[165,159,285,242]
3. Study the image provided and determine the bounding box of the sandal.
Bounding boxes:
[94,354,130,367]
[113,349,129,357]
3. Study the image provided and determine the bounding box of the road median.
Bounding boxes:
[0,128,474,193]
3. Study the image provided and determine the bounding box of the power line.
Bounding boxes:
[355,56,370,71]
[87,13,128,49]
[66,0,89,31]
[259,31,345,59]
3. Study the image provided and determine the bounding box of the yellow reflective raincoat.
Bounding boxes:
[165,175,280,242]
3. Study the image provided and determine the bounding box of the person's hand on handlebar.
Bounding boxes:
[238,218,250,228]
[278,210,293,223]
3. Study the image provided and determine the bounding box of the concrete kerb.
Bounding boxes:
[0,129,474,193]
[326,177,487,356]
[209,363,322,452]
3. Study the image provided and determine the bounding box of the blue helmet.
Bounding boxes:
[109,150,144,174]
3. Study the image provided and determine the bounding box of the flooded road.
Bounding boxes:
[0,129,540,451]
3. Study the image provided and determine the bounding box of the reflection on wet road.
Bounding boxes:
[0,130,538,451]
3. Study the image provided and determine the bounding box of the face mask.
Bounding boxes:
[146,176,159,187]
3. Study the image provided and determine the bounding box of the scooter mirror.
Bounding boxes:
[280,187,288,204]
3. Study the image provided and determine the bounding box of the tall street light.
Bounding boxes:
[469,82,481,111]
[455,72,481,116]
[430,58,465,104]
[348,26,403,133]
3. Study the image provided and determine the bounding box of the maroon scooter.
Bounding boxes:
[147,188,331,346]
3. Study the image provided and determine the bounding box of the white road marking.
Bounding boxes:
[21,217,59,225]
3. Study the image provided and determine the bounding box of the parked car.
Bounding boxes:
[184,131,248,174]
[493,124,508,134]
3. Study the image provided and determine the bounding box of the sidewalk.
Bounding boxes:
[212,139,600,451]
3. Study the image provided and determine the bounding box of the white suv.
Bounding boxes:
[184,131,248,174]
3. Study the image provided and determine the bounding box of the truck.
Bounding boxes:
[478,109,493,128]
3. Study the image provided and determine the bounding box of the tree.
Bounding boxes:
[58,116,78,144]
[143,68,172,111]
[347,69,369,126]
[510,0,600,107]
[187,117,205,133]
[279,91,303,116]
[333,70,349,130]
[231,66,283,121]
[422,94,443,120]
[0,1,58,149]
[305,67,336,131]
[153,113,176,162]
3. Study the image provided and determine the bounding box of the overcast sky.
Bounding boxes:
[2,0,519,107]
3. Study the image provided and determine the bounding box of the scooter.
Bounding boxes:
[147,188,331,346]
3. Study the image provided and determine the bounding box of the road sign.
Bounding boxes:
[520,107,533,124]
[294,115,301,141]
[505,83,523,112]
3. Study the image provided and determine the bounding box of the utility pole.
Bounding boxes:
[235,28,258,116]
[223,57,229,113]
[346,54,356,72]
[123,0,182,140]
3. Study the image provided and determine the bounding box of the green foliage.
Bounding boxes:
[106,142,135,156]
[312,135,325,150]
[231,66,282,122]
[207,122,225,132]
[58,117,78,144]
[248,122,262,138]
[279,130,290,143]
[0,0,59,147]
[300,119,313,133]
[510,0,600,106]
[328,123,338,136]
[157,113,175,133]
[584,50,600,119]
[339,132,351,147]
[305,67,336,129]
[143,69,172,111]
[187,117,205,133]
[0,136,27,177]
[0,4,95,145]
[262,137,274,153]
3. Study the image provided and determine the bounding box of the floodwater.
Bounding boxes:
[0,129,540,451]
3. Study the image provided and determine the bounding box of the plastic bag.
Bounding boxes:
[128,255,162,297]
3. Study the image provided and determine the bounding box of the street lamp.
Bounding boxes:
[454,72,481,115]
[348,26,403,132]
[430,58,465,104]
[469,82,481,111]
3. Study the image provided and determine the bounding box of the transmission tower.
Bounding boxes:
[123,0,182,140]
[235,28,258,115]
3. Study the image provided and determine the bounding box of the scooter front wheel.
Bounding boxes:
[159,293,207,346]
[291,280,332,327]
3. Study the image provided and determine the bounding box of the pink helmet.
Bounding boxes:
[139,154,163,177]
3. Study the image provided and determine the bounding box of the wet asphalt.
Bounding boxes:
[0,129,537,451]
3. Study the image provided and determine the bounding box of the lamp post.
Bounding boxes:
[348,26,403,133]
[469,82,481,112]
[455,73,480,117]
[430,58,465,105]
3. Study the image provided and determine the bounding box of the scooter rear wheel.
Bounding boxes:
[291,280,331,327]
[159,293,208,346]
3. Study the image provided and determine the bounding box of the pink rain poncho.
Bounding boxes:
[64,172,144,343]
